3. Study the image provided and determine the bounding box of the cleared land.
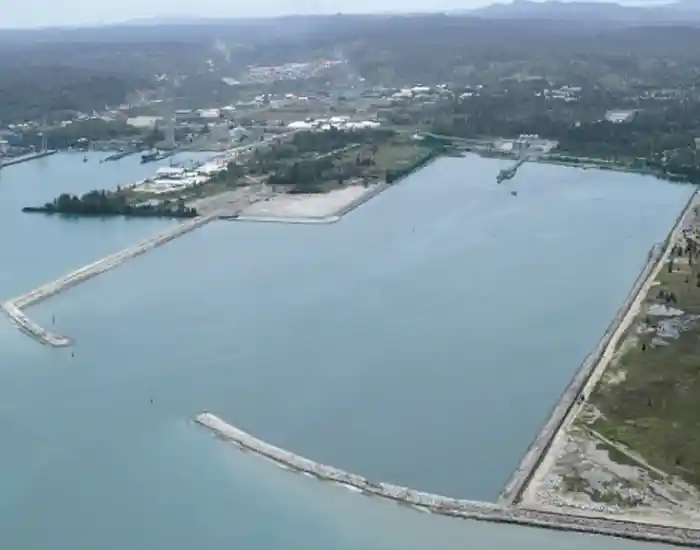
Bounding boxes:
[523,198,700,527]
[239,184,376,219]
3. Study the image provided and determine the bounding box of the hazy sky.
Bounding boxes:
[1,0,674,29]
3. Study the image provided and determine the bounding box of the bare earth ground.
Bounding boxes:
[238,184,376,219]
[522,197,700,528]
[188,185,273,216]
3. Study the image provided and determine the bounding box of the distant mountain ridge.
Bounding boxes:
[464,0,700,22]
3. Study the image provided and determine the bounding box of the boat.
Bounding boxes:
[141,150,160,163]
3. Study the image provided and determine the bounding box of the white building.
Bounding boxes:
[230,126,248,142]
[155,166,186,179]
[605,110,636,124]
[287,120,314,130]
[126,116,161,129]
[198,109,221,120]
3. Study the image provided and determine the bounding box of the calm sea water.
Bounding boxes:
[0,152,690,549]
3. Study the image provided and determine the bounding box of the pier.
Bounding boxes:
[196,412,700,547]
[1,150,58,168]
[2,215,216,347]
[497,157,528,183]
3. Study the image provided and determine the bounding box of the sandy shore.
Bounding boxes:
[239,185,376,220]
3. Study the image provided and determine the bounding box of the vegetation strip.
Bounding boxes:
[196,412,700,547]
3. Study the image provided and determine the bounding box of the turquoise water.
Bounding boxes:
[0,153,690,549]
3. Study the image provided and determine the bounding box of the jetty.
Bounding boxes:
[1,150,57,168]
[497,157,528,183]
[196,412,700,547]
[2,215,216,347]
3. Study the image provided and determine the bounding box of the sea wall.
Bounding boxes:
[1,301,71,347]
[332,182,391,218]
[0,150,57,168]
[498,188,699,506]
[231,215,341,225]
[196,412,700,547]
[3,215,216,346]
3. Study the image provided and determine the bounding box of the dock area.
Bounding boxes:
[2,215,216,346]
[1,150,58,168]
[196,412,700,547]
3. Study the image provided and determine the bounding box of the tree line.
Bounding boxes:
[24,190,197,218]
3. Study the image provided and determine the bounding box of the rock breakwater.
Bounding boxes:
[3,215,215,346]
[196,412,700,547]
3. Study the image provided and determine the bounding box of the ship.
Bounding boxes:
[141,150,160,163]
[104,150,135,162]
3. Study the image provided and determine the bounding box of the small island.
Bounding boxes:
[23,190,198,218]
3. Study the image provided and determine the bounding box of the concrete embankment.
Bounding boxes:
[1,301,72,347]
[333,182,391,218]
[232,215,341,225]
[196,412,700,547]
[231,184,389,225]
[3,215,215,346]
[499,189,700,507]
[1,150,58,168]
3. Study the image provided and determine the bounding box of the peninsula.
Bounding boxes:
[21,128,439,222]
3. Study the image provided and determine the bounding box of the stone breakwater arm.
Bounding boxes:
[2,215,215,346]
[498,189,700,507]
[195,412,700,547]
[1,300,72,347]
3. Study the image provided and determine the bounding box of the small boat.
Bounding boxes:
[83,156,88,163]
[510,190,518,197]
[141,150,160,163]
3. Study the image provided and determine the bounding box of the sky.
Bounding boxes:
[0,0,676,29]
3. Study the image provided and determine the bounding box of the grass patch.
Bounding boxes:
[589,251,700,489]
[371,143,431,173]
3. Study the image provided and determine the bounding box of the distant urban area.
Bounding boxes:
[5,9,700,209]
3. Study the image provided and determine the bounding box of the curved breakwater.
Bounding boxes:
[2,215,216,346]
[196,412,700,547]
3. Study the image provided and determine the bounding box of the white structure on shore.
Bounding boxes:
[287,118,380,131]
